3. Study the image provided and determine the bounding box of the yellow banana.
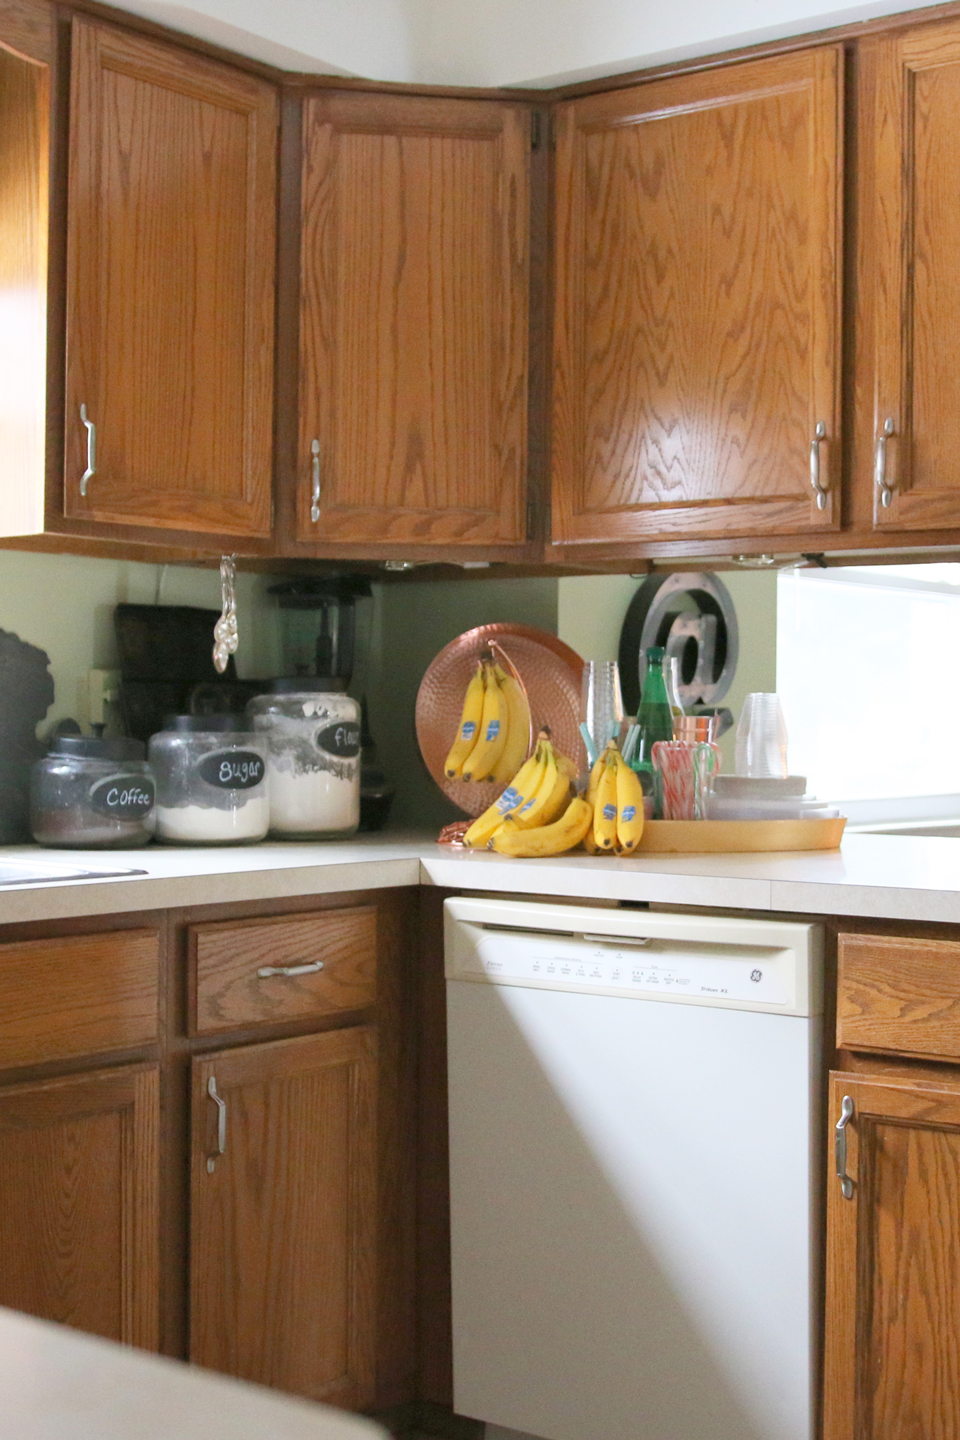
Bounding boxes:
[593,752,619,851]
[462,743,546,848]
[444,663,486,778]
[490,665,532,784]
[491,797,594,858]
[462,664,508,781]
[509,740,559,829]
[615,752,645,853]
[582,746,611,855]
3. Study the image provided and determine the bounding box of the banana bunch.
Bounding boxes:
[444,656,532,784]
[464,732,579,852]
[582,743,645,855]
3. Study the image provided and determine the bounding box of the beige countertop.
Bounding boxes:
[0,832,960,925]
[0,1306,384,1440]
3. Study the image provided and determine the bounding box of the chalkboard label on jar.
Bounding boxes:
[316,722,361,758]
[197,750,266,790]
[89,774,155,820]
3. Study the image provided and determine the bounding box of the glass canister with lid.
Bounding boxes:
[247,681,361,839]
[148,716,269,845]
[30,736,156,848]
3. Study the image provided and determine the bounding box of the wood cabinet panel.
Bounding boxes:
[0,1063,159,1346]
[297,93,529,547]
[190,1027,377,1406]
[0,927,158,1069]
[552,48,843,547]
[824,1070,960,1440]
[189,906,377,1034]
[64,19,276,538]
[860,20,960,532]
[838,931,960,1061]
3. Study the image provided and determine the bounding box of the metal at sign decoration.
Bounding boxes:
[618,572,739,715]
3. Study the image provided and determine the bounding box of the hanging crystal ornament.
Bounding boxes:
[212,554,239,674]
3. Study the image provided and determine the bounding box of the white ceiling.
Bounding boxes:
[99,0,943,86]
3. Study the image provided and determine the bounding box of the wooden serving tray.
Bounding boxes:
[637,817,846,853]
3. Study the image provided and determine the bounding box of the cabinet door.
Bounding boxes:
[64,19,276,538]
[824,1070,960,1439]
[552,48,842,548]
[297,94,529,547]
[0,1063,159,1347]
[190,1027,377,1407]
[861,21,960,532]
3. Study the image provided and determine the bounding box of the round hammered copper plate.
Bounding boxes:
[416,623,585,818]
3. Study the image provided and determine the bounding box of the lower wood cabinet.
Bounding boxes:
[824,1068,960,1439]
[189,1027,377,1406]
[0,1063,159,1347]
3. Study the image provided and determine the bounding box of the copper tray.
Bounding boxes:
[416,624,584,818]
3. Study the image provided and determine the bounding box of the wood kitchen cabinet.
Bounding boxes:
[63,18,277,540]
[550,48,843,551]
[0,1063,160,1347]
[856,17,960,534]
[293,92,531,551]
[190,1027,377,1406]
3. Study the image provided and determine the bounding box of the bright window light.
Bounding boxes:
[776,564,960,825]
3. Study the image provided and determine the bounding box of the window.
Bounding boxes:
[776,563,960,826]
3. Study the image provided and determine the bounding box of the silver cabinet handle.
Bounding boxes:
[835,1094,854,1199]
[257,960,324,978]
[875,417,895,508]
[310,438,321,523]
[79,404,96,497]
[809,422,828,510]
[206,1075,227,1173]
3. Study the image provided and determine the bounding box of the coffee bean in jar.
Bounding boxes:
[30,736,156,848]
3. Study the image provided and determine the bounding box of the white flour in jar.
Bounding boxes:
[266,764,358,835]
[156,796,270,844]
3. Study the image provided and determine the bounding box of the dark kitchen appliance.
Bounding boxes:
[114,604,240,743]
[269,578,372,688]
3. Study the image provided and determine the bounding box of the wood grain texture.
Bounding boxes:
[838,932,960,1060]
[0,1062,159,1346]
[0,0,52,65]
[0,37,48,537]
[0,927,158,1069]
[64,18,276,537]
[862,18,960,532]
[190,1026,377,1407]
[823,1069,960,1440]
[552,47,843,546]
[297,93,529,547]
[189,906,377,1035]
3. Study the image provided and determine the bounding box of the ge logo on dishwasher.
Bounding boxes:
[750,969,763,983]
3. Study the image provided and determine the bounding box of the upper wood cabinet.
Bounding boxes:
[64,19,277,539]
[551,48,843,549]
[295,93,530,548]
[858,19,960,533]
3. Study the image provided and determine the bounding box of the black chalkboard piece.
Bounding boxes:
[0,629,54,843]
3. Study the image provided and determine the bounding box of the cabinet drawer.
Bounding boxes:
[838,932,960,1060]
[0,928,159,1069]
[189,907,377,1035]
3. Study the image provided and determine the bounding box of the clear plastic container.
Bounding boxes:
[247,682,361,839]
[30,736,156,848]
[148,716,269,845]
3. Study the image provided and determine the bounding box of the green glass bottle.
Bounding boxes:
[636,646,675,818]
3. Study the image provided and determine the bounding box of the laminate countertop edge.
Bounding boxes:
[0,832,958,925]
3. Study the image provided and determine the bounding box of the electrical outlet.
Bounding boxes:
[87,668,121,727]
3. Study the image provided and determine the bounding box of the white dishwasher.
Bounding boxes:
[444,896,823,1440]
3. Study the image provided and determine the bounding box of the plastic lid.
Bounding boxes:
[160,715,250,733]
[266,678,349,694]
[48,735,146,761]
[645,646,665,661]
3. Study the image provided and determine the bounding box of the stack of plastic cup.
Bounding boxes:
[580,661,624,767]
[734,694,789,778]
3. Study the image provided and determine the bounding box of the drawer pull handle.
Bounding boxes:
[875,417,895,508]
[809,421,828,510]
[257,960,324,979]
[835,1094,854,1199]
[80,404,96,497]
[206,1075,227,1174]
[310,439,321,523]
